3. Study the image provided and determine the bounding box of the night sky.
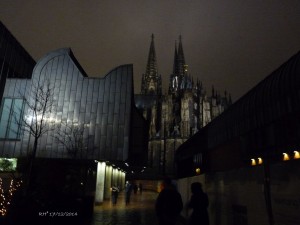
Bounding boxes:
[1,0,300,102]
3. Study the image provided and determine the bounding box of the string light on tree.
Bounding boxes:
[0,178,22,217]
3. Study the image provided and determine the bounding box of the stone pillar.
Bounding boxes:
[95,162,106,204]
[104,165,112,200]
[112,168,120,187]
[121,171,126,190]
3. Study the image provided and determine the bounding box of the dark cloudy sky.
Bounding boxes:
[1,0,300,102]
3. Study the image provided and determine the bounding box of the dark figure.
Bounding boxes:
[111,185,119,205]
[125,181,132,205]
[188,182,209,225]
[133,183,138,194]
[139,183,143,194]
[155,177,183,225]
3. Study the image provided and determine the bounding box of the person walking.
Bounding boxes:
[133,183,138,194]
[111,185,119,205]
[187,182,209,225]
[125,181,133,205]
[155,177,183,225]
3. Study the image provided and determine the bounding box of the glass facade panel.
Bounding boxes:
[0,98,24,139]
[0,98,12,138]
[8,98,24,138]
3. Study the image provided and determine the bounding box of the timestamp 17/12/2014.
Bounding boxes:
[38,211,78,217]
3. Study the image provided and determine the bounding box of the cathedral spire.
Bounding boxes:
[177,35,186,76]
[169,35,189,95]
[169,41,179,94]
[141,34,162,95]
[145,34,158,79]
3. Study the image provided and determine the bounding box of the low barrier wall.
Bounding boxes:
[177,160,300,225]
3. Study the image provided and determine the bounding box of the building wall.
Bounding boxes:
[148,138,186,177]
[0,48,133,161]
[129,106,148,167]
[177,51,300,178]
[174,51,300,225]
[146,90,229,177]
[177,159,300,225]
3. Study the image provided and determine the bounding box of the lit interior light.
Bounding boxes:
[0,158,17,171]
[294,151,300,159]
[283,153,290,161]
[195,168,201,174]
[258,157,263,165]
[251,159,256,166]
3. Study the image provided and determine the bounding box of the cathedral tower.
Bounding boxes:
[135,34,231,178]
[139,34,162,136]
[141,34,162,95]
[169,35,189,95]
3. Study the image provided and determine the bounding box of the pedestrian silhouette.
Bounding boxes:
[187,182,209,225]
[125,180,133,205]
[133,183,138,194]
[111,184,119,205]
[155,177,183,225]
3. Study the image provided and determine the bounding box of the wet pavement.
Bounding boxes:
[90,191,159,225]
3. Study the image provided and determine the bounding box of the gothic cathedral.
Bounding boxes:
[135,34,231,178]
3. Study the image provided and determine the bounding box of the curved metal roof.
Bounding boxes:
[244,52,295,115]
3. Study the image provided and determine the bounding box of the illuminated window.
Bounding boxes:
[0,98,25,139]
[193,153,202,165]
[0,158,17,171]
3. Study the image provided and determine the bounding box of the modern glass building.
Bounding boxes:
[0,47,148,205]
[0,22,147,211]
[0,48,147,166]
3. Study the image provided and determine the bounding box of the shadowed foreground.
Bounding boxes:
[91,190,187,225]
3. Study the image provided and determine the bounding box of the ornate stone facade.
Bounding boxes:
[135,35,231,177]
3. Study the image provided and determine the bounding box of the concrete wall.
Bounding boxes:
[133,179,162,192]
[177,159,300,225]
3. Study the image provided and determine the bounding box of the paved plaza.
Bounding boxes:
[90,191,159,225]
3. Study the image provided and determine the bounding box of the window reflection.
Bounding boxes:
[0,98,24,139]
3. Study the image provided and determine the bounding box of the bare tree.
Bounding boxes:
[12,77,55,186]
[54,122,88,159]
[24,78,54,157]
